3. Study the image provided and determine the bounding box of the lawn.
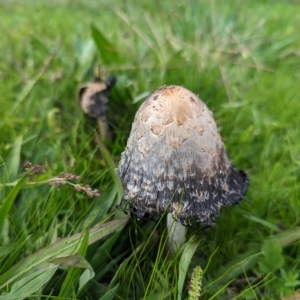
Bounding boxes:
[0,0,300,299]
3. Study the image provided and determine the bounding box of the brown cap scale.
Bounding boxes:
[77,75,116,139]
[117,85,249,227]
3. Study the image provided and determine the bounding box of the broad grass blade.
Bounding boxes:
[91,24,121,65]
[58,230,90,297]
[0,217,129,289]
[177,235,199,300]
[211,227,300,290]
[6,136,23,181]
[98,283,120,300]
[0,176,27,234]
[0,264,58,300]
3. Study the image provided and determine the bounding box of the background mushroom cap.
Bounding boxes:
[78,81,109,119]
[117,85,249,227]
[77,75,116,119]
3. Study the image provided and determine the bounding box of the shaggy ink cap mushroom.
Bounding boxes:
[78,75,116,119]
[117,85,249,227]
[77,75,116,139]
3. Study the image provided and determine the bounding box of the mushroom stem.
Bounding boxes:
[97,117,111,141]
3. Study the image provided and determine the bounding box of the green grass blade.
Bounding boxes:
[177,235,199,300]
[0,236,31,274]
[6,136,23,181]
[98,283,120,300]
[243,214,281,233]
[0,217,129,289]
[91,24,121,65]
[205,253,262,292]
[0,264,58,300]
[78,267,96,293]
[96,134,123,205]
[109,243,144,288]
[58,230,90,297]
[75,39,96,82]
[0,176,27,234]
[209,227,300,292]
[276,227,300,247]
[208,278,236,300]
[142,289,174,300]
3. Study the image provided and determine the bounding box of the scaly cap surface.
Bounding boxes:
[117,85,249,227]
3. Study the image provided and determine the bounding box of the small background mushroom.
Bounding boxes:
[117,85,249,228]
[77,75,116,140]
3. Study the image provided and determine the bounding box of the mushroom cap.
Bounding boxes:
[77,75,116,119]
[117,85,249,227]
[78,82,109,119]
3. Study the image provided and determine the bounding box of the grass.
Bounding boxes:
[0,0,300,299]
